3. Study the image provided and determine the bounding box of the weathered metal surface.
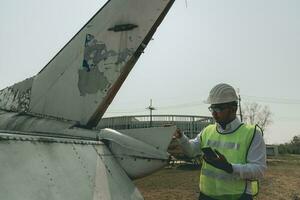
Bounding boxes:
[0,0,174,127]
[0,110,73,133]
[0,132,143,200]
[87,0,175,128]
[0,111,174,198]
[99,128,169,159]
[0,109,175,180]
[0,132,102,145]
[0,125,175,198]
[0,78,34,112]
[25,0,174,126]
[98,126,175,179]
[118,126,176,152]
[0,110,100,140]
[0,0,176,198]
[0,110,92,140]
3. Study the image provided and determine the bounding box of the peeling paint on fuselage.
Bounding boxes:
[115,48,134,65]
[78,34,134,96]
[78,67,110,96]
[0,78,34,112]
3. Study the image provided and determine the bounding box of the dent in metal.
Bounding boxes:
[0,78,33,112]
[78,34,134,96]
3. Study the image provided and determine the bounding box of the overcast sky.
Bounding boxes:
[1,0,300,144]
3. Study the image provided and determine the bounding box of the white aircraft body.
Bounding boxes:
[0,0,176,199]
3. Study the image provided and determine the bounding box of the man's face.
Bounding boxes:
[208,104,236,125]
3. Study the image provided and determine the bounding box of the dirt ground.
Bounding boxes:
[134,155,300,200]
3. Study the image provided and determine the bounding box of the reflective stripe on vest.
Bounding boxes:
[202,168,241,181]
[207,140,240,150]
[199,124,257,199]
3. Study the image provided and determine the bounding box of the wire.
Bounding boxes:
[241,94,300,105]
[107,101,205,113]
[157,102,204,110]
[106,93,300,117]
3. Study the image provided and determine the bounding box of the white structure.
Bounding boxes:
[98,115,214,138]
[266,145,279,156]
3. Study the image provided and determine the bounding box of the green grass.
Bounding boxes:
[134,154,300,200]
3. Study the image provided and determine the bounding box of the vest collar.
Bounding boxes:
[216,118,242,134]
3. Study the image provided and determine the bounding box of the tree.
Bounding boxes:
[291,135,300,145]
[241,102,272,132]
[290,135,300,154]
[278,135,300,154]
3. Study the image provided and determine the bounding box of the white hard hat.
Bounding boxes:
[205,83,238,104]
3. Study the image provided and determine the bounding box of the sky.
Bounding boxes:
[1,0,300,144]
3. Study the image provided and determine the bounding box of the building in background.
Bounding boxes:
[98,115,214,139]
[98,115,214,163]
[266,145,279,157]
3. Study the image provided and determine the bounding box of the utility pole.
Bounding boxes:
[146,99,155,127]
[237,88,243,122]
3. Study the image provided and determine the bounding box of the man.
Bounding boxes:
[174,83,267,200]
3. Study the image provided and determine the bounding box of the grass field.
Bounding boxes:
[134,154,300,200]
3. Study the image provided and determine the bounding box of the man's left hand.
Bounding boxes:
[203,149,233,174]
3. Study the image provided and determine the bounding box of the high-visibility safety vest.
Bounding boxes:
[200,124,259,200]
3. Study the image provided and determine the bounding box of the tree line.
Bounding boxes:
[241,102,300,155]
[278,135,300,154]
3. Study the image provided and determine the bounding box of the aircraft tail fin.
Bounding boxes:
[0,0,175,127]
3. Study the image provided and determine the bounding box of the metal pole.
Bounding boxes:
[236,88,243,122]
[147,99,155,127]
[150,107,153,127]
[238,95,243,122]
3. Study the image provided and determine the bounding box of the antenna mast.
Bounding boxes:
[237,88,243,122]
[146,99,155,127]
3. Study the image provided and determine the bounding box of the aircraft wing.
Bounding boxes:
[0,131,143,200]
[0,0,175,128]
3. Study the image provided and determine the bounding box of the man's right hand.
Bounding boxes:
[173,128,183,139]
[203,149,233,174]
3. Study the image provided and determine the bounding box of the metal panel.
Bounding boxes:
[0,133,143,200]
[98,126,175,179]
[118,126,175,152]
